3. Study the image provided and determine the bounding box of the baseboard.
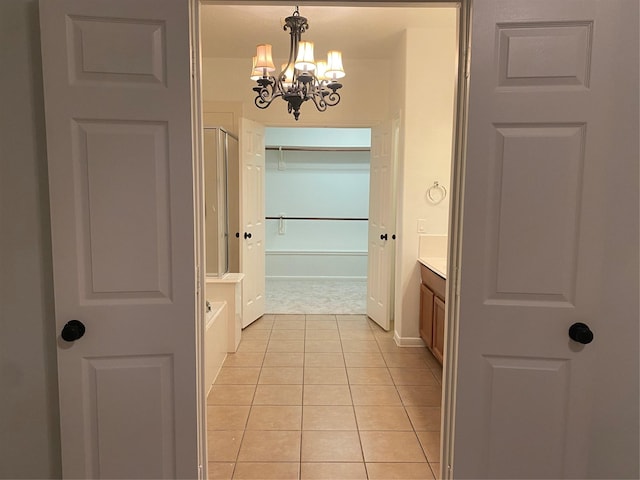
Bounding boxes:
[266,275,367,281]
[265,250,367,256]
[393,332,426,348]
[266,251,367,278]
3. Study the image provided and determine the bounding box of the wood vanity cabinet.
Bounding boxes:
[419,263,446,364]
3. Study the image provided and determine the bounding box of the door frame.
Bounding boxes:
[440,1,470,477]
[193,1,469,479]
[190,0,207,475]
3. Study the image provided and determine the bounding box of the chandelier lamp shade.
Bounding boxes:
[250,6,345,120]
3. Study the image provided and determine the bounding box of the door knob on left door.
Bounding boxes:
[61,320,85,342]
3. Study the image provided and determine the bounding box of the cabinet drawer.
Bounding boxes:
[420,264,446,298]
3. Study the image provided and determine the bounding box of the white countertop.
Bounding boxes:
[418,256,447,279]
[206,273,245,284]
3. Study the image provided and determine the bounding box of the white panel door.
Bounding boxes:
[452,1,639,478]
[366,119,397,330]
[239,118,265,327]
[39,1,199,478]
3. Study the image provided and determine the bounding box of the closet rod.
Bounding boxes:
[266,216,368,221]
[265,146,370,152]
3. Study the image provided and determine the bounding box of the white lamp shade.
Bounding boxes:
[254,44,275,72]
[325,50,345,79]
[315,61,328,81]
[250,56,263,80]
[295,41,316,72]
[280,63,295,87]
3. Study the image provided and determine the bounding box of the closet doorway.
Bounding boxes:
[264,127,372,315]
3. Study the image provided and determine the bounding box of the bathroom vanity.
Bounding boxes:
[419,259,446,365]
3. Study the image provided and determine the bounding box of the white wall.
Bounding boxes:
[265,128,370,278]
[203,57,391,126]
[0,1,62,477]
[394,20,458,341]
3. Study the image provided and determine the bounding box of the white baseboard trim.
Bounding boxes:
[393,332,426,348]
[266,275,367,281]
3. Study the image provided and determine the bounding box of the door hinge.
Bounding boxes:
[196,265,201,297]
[464,47,471,79]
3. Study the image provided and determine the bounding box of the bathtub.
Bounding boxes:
[204,300,227,395]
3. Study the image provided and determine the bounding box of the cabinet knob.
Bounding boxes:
[244,232,252,239]
[380,233,388,241]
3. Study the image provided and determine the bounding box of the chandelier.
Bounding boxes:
[250,6,345,121]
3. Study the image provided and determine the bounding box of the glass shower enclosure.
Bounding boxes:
[204,127,238,277]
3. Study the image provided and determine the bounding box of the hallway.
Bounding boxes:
[207,314,442,479]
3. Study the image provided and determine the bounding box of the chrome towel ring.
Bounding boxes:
[426,181,447,205]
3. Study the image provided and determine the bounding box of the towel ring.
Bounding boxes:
[426,181,447,205]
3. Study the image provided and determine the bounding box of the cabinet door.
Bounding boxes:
[432,295,446,364]
[420,284,434,348]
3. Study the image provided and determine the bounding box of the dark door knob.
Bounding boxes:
[244,232,252,239]
[380,233,388,240]
[235,232,240,238]
[569,322,593,345]
[61,320,85,342]
[392,234,396,240]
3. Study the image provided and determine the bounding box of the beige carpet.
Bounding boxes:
[265,278,367,314]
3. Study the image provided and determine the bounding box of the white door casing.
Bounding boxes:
[367,119,398,330]
[450,0,639,478]
[40,0,200,478]
[239,118,266,327]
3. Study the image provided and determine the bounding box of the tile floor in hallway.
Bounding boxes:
[207,314,443,480]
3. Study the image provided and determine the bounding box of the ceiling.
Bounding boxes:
[200,4,457,61]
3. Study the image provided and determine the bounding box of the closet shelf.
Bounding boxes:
[265,146,370,152]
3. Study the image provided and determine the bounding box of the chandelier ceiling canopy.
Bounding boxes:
[250,6,345,120]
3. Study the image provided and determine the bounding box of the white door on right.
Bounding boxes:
[367,119,397,331]
[453,1,638,478]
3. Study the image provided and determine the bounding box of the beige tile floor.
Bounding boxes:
[207,314,443,480]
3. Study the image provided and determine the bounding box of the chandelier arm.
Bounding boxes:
[322,90,341,107]
[307,79,328,112]
[254,76,283,109]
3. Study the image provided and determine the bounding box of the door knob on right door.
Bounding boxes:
[568,322,594,345]
[61,320,86,342]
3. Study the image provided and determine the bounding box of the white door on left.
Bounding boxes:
[239,117,266,327]
[39,1,200,478]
